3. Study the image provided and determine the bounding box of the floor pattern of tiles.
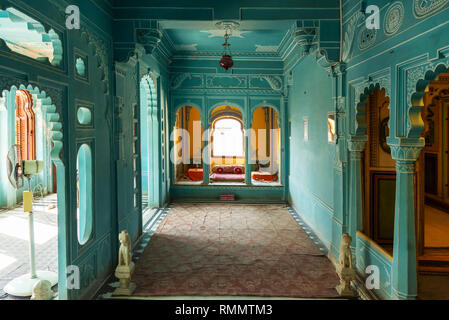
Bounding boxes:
[129,203,339,298]
[0,194,58,300]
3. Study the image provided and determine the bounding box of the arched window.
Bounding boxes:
[212,118,244,157]
[0,8,62,65]
[15,90,35,161]
[77,144,93,245]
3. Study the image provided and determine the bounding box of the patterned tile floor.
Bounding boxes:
[0,194,58,300]
[103,203,340,299]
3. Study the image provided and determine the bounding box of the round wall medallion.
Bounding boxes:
[384,2,404,35]
[358,28,377,50]
[414,0,449,18]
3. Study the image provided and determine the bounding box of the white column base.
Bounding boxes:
[3,271,58,297]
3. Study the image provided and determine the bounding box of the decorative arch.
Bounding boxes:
[208,101,244,127]
[140,73,160,208]
[1,84,64,160]
[15,89,36,161]
[408,63,449,140]
[0,82,66,294]
[174,102,202,116]
[141,74,157,109]
[211,109,243,125]
[211,117,245,158]
[0,7,63,66]
[250,103,281,127]
[353,81,391,138]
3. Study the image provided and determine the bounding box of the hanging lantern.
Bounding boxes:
[219,29,233,71]
[220,55,234,71]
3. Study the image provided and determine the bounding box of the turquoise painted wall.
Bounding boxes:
[1,0,448,300]
[287,54,338,252]
[0,0,116,300]
[339,0,449,300]
[114,44,171,246]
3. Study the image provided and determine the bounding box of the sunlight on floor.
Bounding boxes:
[0,216,57,245]
[0,253,16,273]
[424,205,449,248]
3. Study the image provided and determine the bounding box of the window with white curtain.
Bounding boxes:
[212,118,244,157]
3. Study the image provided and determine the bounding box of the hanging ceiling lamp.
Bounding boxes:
[219,26,234,71]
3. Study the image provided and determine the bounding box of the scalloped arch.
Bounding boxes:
[0,7,63,66]
[354,83,391,137]
[2,84,63,161]
[408,63,449,139]
[141,74,157,109]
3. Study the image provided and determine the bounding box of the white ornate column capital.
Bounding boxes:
[390,138,425,163]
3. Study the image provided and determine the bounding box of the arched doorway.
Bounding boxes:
[0,84,66,297]
[250,106,280,185]
[417,72,449,260]
[209,106,245,184]
[139,75,160,224]
[361,89,395,252]
[173,106,203,184]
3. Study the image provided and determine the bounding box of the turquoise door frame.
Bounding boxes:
[140,74,161,208]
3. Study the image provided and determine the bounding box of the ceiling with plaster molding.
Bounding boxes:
[112,0,341,62]
[162,21,293,55]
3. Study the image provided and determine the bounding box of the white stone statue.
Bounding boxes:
[336,233,356,297]
[113,230,136,296]
[31,280,54,300]
[118,230,132,266]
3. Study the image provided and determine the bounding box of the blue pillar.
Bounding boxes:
[202,117,210,185]
[347,136,367,240]
[391,142,424,300]
[245,106,251,185]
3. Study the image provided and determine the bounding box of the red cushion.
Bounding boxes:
[210,173,245,181]
[234,167,242,174]
[214,165,244,174]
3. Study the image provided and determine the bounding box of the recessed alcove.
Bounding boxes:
[76,144,93,246]
[77,106,92,125]
[75,57,86,77]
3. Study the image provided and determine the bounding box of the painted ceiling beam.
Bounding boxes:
[112,0,339,21]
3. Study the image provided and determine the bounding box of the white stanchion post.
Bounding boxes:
[28,211,37,279]
[3,190,58,297]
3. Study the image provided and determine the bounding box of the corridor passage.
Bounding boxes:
[131,203,339,298]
